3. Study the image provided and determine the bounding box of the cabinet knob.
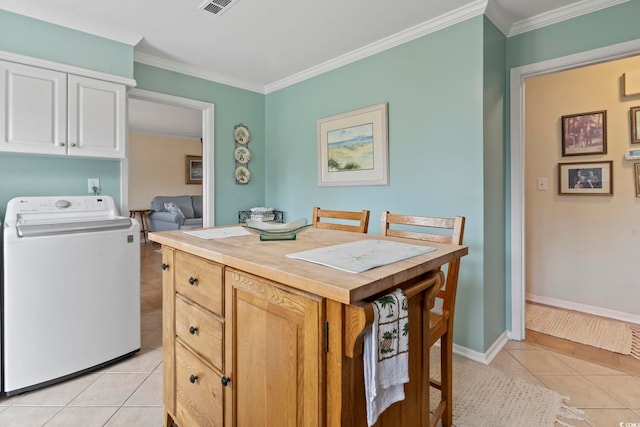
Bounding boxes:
[189,374,198,384]
[189,326,198,335]
[188,277,198,285]
[161,263,169,271]
[70,142,77,147]
[221,376,231,387]
[59,142,65,147]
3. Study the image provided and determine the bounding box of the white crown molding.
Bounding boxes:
[0,0,143,46]
[264,0,488,94]
[134,52,264,94]
[509,0,631,36]
[484,0,511,36]
[0,49,137,86]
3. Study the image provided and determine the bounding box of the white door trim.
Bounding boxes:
[509,38,640,340]
[124,89,215,227]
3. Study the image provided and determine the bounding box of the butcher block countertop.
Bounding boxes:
[149,226,468,304]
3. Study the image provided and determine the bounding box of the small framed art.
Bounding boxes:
[631,106,640,144]
[635,163,640,197]
[558,160,612,195]
[186,155,203,184]
[561,110,607,156]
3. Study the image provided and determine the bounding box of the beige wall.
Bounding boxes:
[128,133,202,211]
[525,56,640,318]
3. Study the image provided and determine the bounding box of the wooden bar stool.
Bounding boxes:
[129,209,151,243]
[381,211,465,427]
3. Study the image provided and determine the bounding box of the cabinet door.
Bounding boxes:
[0,60,67,155]
[68,75,126,158]
[225,269,324,427]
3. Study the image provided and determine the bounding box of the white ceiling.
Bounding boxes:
[128,98,202,140]
[1,0,627,138]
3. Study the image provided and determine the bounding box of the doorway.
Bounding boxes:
[123,89,216,227]
[509,39,640,340]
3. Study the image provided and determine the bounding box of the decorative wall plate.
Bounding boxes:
[234,124,250,144]
[235,166,251,184]
[234,146,251,164]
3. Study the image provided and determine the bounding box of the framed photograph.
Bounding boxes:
[631,106,640,144]
[185,155,203,184]
[635,163,640,197]
[317,103,388,186]
[561,110,607,156]
[558,160,612,195]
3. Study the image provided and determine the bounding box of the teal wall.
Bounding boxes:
[133,64,266,226]
[0,9,133,78]
[266,18,489,352]
[482,17,506,350]
[504,1,640,329]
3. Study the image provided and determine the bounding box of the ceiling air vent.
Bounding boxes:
[198,0,238,16]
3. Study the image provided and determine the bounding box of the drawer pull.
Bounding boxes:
[161,263,169,271]
[189,326,198,335]
[188,277,198,285]
[189,374,198,384]
[221,376,231,387]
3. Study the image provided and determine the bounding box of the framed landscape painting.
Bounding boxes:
[561,110,607,156]
[558,160,612,195]
[317,103,388,186]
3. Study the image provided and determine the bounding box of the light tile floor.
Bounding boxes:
[491,340,640,426]
[1,243,638,426]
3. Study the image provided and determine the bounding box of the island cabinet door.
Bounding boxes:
[224,268,325,427]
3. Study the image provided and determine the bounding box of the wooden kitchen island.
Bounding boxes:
[150,226,467,427]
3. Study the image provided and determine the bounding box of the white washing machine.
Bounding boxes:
[2,195,140,395]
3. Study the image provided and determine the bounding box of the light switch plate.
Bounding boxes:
[537,177,548,191]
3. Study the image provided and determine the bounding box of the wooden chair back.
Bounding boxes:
[381,211,464,306]
[312,207,370,233]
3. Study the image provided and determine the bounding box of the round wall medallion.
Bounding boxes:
[234,124,250,144]
[235,166,251,184]
[234,146,251,164]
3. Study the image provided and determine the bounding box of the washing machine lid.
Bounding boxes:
[16,217,132,237]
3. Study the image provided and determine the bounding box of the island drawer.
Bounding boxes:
[175,251,224,316]
[175,341,223,427]
[175,294,223,371]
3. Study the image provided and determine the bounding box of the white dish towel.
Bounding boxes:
[363,288,410,426]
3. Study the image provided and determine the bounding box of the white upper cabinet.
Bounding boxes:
[0,61,67,155]
[68,75,126,159]
[0,60,126,159]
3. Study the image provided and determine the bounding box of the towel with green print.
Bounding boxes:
[375,289,409,362]
[363,287,410,426]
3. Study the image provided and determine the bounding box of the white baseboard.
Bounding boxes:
[442,331,510,365]
[526,293,640,325]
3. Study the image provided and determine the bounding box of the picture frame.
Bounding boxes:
[185,155,203,184]
[558,160,612,195]
[635,163,640,197]
[317,102,388,186]
[561,110,607,156]
[631,106,640,144]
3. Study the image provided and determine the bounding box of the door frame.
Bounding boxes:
[123,89,215,227]
[509,39,640,340]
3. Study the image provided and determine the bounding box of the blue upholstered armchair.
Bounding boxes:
[148,195,203,231]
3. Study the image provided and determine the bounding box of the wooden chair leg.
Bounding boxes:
[441,331,453,427]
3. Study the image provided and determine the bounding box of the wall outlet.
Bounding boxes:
[88,178,100,194]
